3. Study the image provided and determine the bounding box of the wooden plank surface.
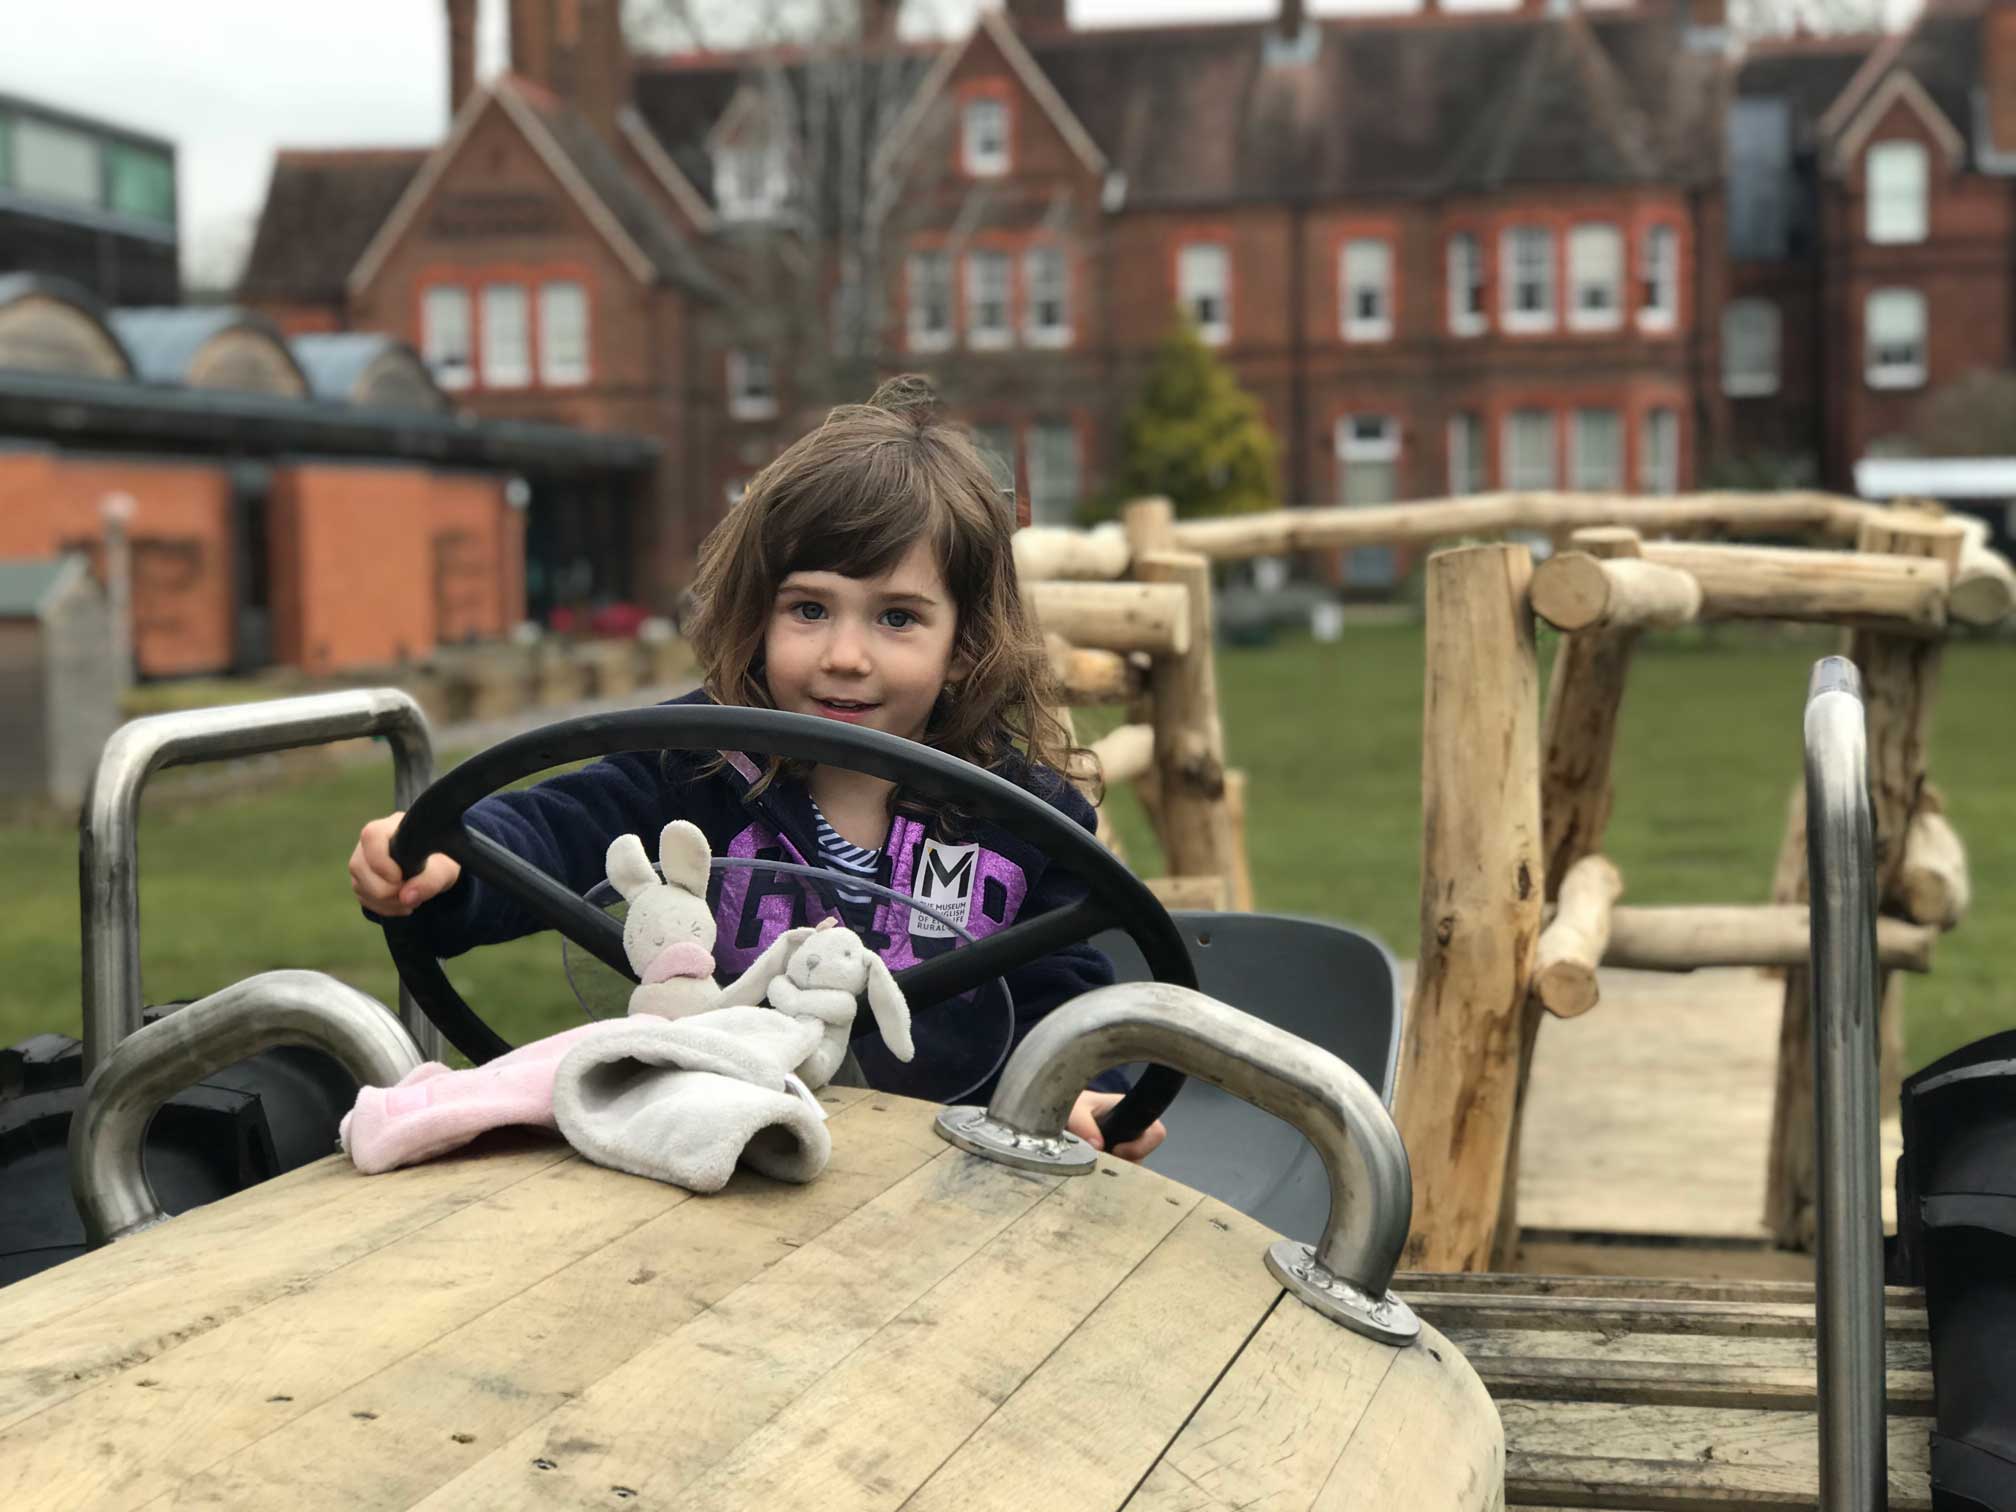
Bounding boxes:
[1500,1400,1932,1510]
[902,1199,1287,1512]
[153,1091,931,1511]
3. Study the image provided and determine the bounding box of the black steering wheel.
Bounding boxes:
[381,704,1190,1147]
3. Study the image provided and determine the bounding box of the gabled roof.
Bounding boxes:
[238,149,427,305]
[1817,8,1981,166]
[347,78,718,299]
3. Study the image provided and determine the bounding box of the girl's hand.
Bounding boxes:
[1067,1089,1167,1163]
[349,812,462,916]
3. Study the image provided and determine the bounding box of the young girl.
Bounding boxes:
[349,377,1166,1161]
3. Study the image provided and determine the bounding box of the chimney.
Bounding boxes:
[1004,0,1069,37]
[1279,0,1306,36]
[510,0,556,89]
[861,0,903,44]
[1990,3,2016,157]
[446,0,478,122]
[563,0,633,141]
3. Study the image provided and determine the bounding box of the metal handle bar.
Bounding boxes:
[80,688,440,1076]
[1803,656,1887,1511]
[934,980,1420,1345]
[68,969,423,1245]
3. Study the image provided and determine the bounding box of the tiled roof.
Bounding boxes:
[238,149,427,304]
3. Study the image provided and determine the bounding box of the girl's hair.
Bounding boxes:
[685,375,1084,793]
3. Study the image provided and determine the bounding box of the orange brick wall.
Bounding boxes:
[269,462,521,676]
[0,449,234,676]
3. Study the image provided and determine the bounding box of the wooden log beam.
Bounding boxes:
[1948,512,2016,628]
[1766,512,1965,1249]
[1396,544,1545,1272]
[1633,541,1950,632]
[1529,856,1623,1019]
[1162,491,1874,561]
[1602,905,1936,973]
[1027,580,1190,656]
[1013,523,1131,582]
[1044,634,1145,705]
[1530,553,1703,632]
[1900,795,1971,931]
[1087,722,1155,787]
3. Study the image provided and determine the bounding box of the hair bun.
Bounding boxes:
[865,373,940,423]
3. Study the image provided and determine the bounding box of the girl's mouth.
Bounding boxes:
[812,698,879,722]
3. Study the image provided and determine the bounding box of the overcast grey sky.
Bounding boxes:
[0,0,1748,290]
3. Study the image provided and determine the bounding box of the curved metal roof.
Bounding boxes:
[289,331,447,412]
[107,306,310,395]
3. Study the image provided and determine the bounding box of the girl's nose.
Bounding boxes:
[820,619,872,672]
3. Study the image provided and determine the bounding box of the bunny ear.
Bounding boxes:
[863,956,915,1063]
[716,926,815,1009]
[657,820,711,895]
[606,833,657,902]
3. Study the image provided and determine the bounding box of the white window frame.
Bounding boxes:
[962,98,1009,177]
[906,251,953,353]
[714,141,789,222]
[1447,412,1486,495]
[1341,237,1392,343]
[1502,226,1556,333]
[1638,224,1678,333]
[1447,233,1486,337]
[965,250,1013,350]
[1336,415,1401,507]
[1026,420,1081,525]
[537,280,589,387]
[1503,409,1557,491]
[1865,288,1927,389]
[727,347,778,421]
[1023,245,1071,348]
[421,286,473,391]
[1721,298,1780,397]
[974,423,1018,498]
[1572,408,1623,491]
[14,117,101,207]
[1178,243,1230,346]
[1568,224,1624,333]
[480,283,530,389]
[1639,407,1679,495]
[1866,140,1929,246]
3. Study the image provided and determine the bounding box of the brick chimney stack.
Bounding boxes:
[509,0,632,142]
[446,0,478,122]
[1280,0,1307,36]
[1987,0,2016,155]
[1004,0,1069,36]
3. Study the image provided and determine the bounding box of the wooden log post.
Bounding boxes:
[1395,544,1545,1272]
[1122,496,1178,559]
[1491,528,1647,1262]
[1223,768,1256,912]
[1145,875,1230,911]
[1765,511,1966,1249]
[1529,856,1623,1019]
[1133,551,1241,904]
[1900,791,1970,930]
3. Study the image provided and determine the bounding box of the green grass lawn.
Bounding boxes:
[2,622,2008,1068]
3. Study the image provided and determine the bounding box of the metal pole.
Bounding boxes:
[1803,655,1887,1511]
[69,969,422,1245]
[79,689,441,1077]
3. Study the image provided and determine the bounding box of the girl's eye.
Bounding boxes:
[880,608,917,629]
[789,601,826,622]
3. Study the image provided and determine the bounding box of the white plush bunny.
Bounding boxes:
[606,820,722,1022]
[717,920,914,1089]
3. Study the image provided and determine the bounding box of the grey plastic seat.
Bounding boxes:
[1092,910,1403,1247]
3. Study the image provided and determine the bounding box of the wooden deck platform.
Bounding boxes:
[1398,962,1902,1261]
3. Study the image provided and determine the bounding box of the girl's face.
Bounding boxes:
[763,538,961,743]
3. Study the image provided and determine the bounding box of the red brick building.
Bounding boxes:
[236,0,2016,605]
